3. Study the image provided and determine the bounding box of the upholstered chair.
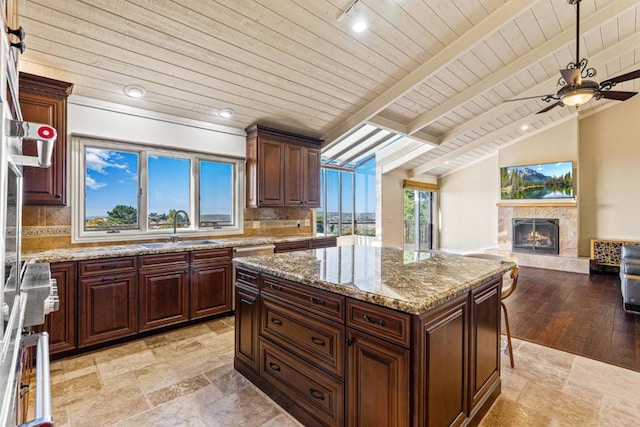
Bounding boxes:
[620,245,640,313]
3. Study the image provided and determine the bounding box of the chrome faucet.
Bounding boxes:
[171,210,190,242]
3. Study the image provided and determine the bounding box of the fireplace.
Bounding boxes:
[512,218,559,254]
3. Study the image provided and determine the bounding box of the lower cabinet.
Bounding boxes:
[78,270,138,347]
[138,266,189,331]
[190,249,233,319]
[234,269,503,427]
[346,329,410,427]
[41,261,77,354]
[234,283,260,372]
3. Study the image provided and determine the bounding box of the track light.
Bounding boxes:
[337,0,367,33]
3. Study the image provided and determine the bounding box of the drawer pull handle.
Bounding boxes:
[363,314,386,326]
[309,297,326,306]
[271,318,282,326]
[100,264,119,269]
[310,336,326,347]
[268,362,281,372]
[270,284,283,291]
[309,388,325,401]
[100,277,118,283]
[239,273,253,281]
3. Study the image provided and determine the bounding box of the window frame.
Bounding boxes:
[71,136,244,243]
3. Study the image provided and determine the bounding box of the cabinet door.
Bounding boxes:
[284,143,304,206]
[258,138,285,206]
[420,297,468,427]
[78,272,137,347]
[19,73,73,205]
[469,280,501,410]
[139,267,189,331]
[42,261,77,354]
[190,262,232,319]
[346,329,409,427]
[235,284,260,372]
[303,147,321,207]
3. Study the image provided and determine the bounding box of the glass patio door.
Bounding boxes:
[404,188,434,251]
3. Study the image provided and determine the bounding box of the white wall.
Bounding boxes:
[579,95,640,255]
[438,155,499,253]
[437,117,579,254]
[68,96,246,158]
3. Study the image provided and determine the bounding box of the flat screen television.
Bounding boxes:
[500,161,574,200]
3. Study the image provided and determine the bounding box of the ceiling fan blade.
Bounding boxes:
[535,101,563,114]
[601,69,640,86]
[560,68,581,85]
[599,91,638,101]
[504,94,555,102]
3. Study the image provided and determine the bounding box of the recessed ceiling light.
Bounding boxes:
[521,124,529,131]
[352,20,367,33]
[124,84,146,98]
[218,108,234,119]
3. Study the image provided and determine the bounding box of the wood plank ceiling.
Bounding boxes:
[18,0,640,176]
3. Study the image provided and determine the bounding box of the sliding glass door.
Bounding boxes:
[404,189,434,251]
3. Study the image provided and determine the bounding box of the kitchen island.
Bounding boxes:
[233,245,516,427]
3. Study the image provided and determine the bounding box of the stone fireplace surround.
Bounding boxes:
[492,204,589,273]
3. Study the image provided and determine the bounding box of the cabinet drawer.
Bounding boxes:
[236,267,259,289]
[308,237,337,249]
[261,297,344,379]
[139,252,189,269]
[260,339,344,427]
[79,257,137,277]
[262,275,344,322]
[274,240,309,253]
[347,299,411,348]
[190,248,232,264]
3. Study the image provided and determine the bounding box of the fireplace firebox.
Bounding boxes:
[512,218,559,254]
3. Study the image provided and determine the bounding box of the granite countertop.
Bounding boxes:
[23,235,325,263]
[233,245,516,315]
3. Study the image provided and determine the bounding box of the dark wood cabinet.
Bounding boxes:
[274,240,309,253]
[346,328,409,427]
[420,296,469,427]
[19,73,73,205]
[138,253,189,331]
[235,282,260,372]
[284,144,321,207]
[190,249,232,319]
[469,280,501,411]
[235,269,503,427]
[246,125,322,208]
[78,257,138,347]
[41,261,76,354]
[308,236,337,249]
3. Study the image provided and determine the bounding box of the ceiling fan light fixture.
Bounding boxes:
[560,90,594,108]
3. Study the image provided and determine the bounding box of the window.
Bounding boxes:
[72,137,244,243]
[403,187,435,251]
[317,158,375,237]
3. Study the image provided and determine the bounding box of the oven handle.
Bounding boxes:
[19,332,52,427]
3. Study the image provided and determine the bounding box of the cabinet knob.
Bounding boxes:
[54,193,62,199]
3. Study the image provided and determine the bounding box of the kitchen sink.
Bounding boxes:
[139,240,219,249]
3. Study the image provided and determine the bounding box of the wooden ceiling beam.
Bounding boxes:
[367,115,440,145]
[321,0,539,147]
[407,0,639,137]
[438,30,640,147]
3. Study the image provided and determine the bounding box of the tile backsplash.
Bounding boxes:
[21,205,315,252]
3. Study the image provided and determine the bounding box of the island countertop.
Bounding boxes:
[233,245,516,315]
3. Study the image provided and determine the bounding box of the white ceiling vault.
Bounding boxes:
[18,0,640,176]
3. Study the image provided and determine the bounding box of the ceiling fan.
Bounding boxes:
[506,0,640,114]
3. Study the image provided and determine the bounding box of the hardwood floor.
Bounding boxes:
[506,266,640,372]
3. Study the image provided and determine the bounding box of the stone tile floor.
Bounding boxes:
[47,316,640,426]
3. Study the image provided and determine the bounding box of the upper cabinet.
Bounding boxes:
[246,125,322,208]
[19,73,73,205]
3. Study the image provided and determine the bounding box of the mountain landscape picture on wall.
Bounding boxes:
[500,161,574,200]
